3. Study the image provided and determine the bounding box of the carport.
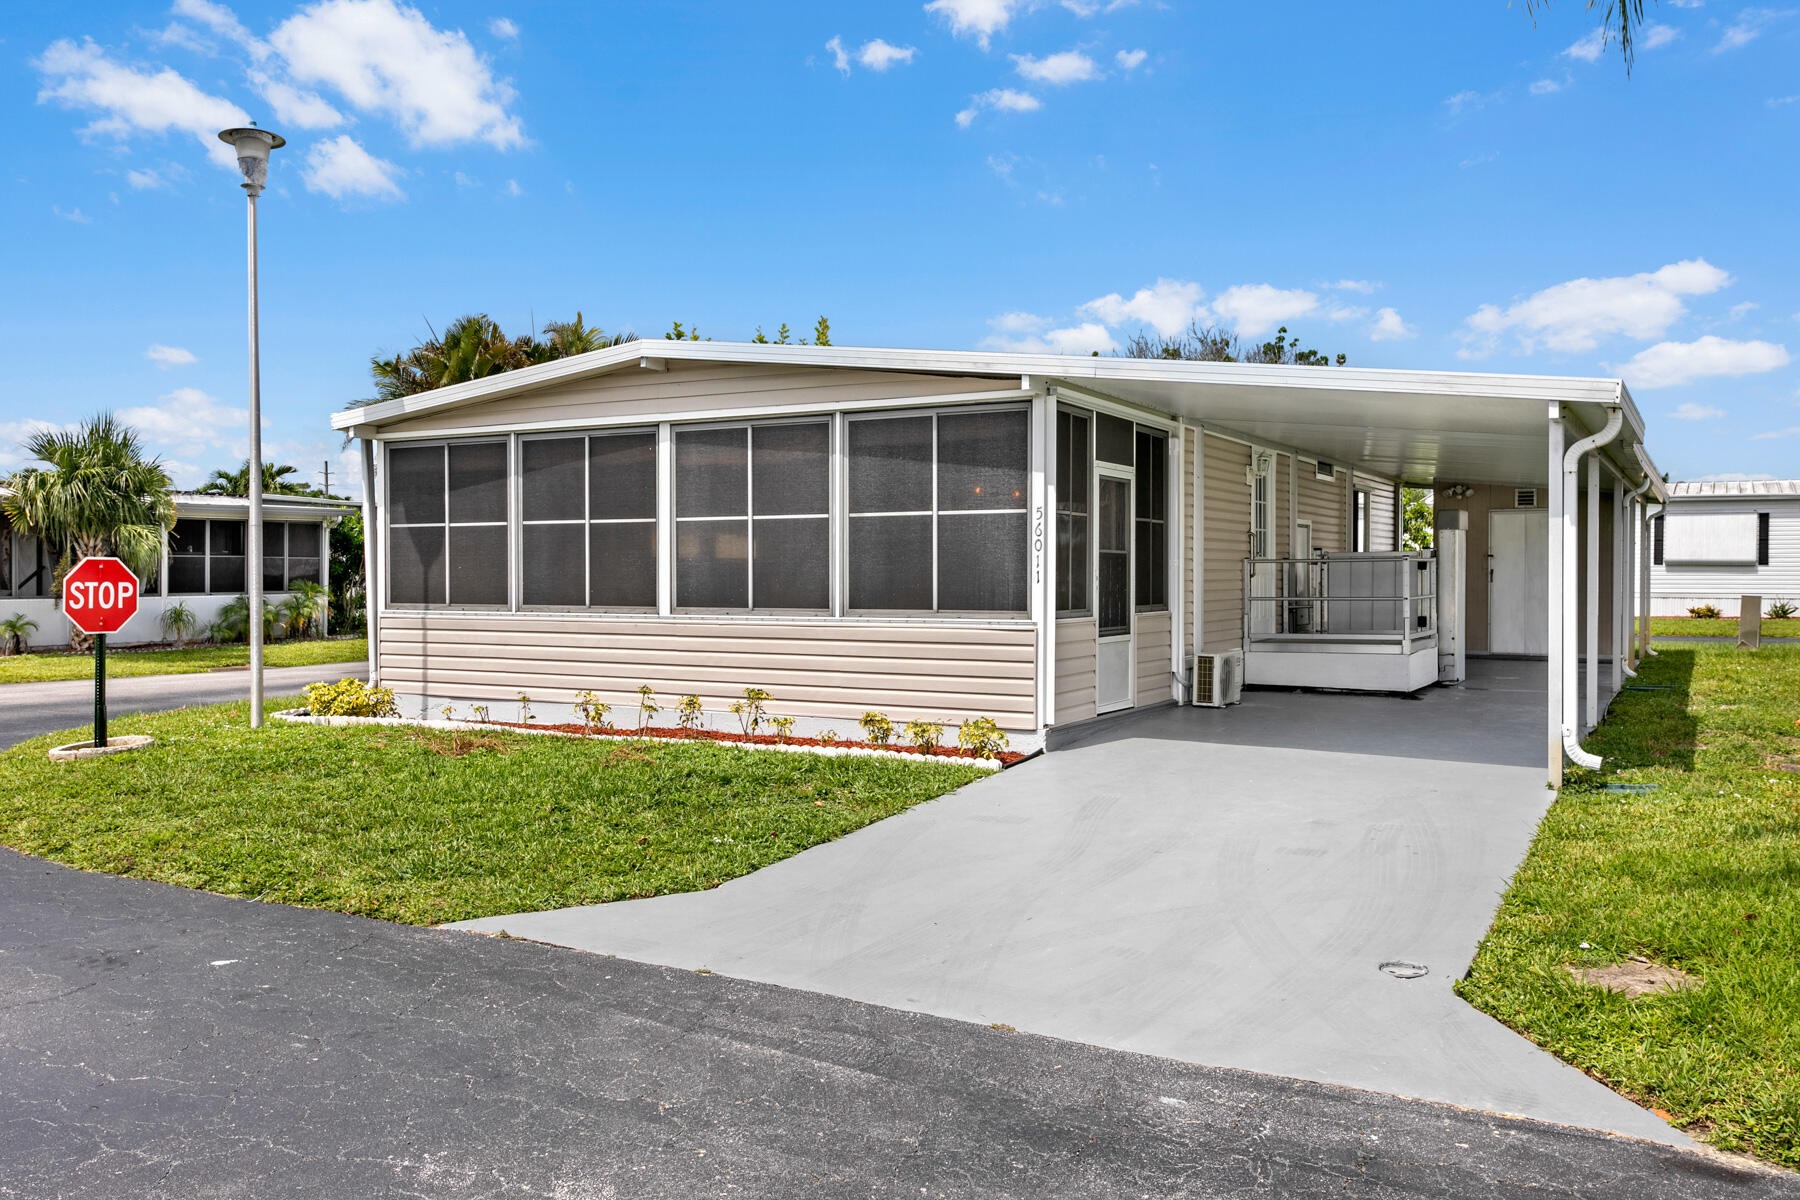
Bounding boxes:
[453,657,1683,1145]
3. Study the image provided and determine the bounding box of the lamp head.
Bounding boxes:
[218,126,286,197]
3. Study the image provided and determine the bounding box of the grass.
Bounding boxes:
[1650,617,1800,639]
[1458,643,1800,1166]
[0,702,986,926]
[0,637,366,684]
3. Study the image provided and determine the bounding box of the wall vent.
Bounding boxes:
[1514,488,1538,508]
[1315,460,1336,481]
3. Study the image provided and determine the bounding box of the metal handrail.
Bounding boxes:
[1242,553,1438,650]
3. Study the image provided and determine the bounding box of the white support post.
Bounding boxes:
[1561,407,1620,771]
[1546,410,1565,788]
[360,437,379,683]
[1192,426,1205,661]
[655,423,673,616]
[1031,392,1055,730]
[1586,453,1599,735]
[1641,504,1658,657]
[1610,473,1626,701]
[1168,428,1183,699]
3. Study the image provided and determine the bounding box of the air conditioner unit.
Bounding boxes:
[1189,650,1244,707]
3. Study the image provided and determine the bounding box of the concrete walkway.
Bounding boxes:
[0,662,367,748]
[456,660,1686,1147]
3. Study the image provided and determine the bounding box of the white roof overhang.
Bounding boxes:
[331,340,1659,491]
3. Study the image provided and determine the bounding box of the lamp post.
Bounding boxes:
[218,125,285,728]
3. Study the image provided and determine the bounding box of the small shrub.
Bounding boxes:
[957,716,1010,759]
[819,729,839,745]
[517,692,534,723]
[903,719,944,752]
[858,710,894,745]
[677,694,705,730]
[303,677,399,718]
[471,704,491,723]
[0,613,39,656]
[1688,604,1722,620]
[574,690,612,735]
[440,704,455,721]
[637,683,660,729]
[770,715,797,742]
[158,603,196,647]
[1767,598,1796,620]
[739,687,772,735]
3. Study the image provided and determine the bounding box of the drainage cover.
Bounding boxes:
[1378,960,1429,979]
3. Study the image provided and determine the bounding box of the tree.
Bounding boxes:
[1119,323,1346,366]
[367,312,634,404]
[1401,486,1435,552]
[2,414,175,649]
[328,511,365,635]
[197,461,314,496]
[1523,1,1649,74]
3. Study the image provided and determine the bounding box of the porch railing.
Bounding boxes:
[1243,552,1437,651]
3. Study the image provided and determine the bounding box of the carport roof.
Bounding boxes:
[333,341,1659,492]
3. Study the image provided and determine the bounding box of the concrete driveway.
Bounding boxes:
[456,660,1683,1147]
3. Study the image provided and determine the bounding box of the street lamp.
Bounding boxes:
[218,125,285,728]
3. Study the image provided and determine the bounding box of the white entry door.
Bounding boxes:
[1489,509,1549,655]
[1248,450,1277,636]
[1095,469,1134,712]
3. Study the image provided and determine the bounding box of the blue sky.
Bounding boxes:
[5,0,1798,497]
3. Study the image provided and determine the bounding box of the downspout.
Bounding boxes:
[1621,474,1655,677]
[1561,406,1623,770]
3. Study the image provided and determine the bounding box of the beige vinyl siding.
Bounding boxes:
[1134,610,1172,708]
[1276,453,1291,558]
[1054,618,1097,725]
[1181,428,1196,658]
[1202,434,1251,652]
[380,362,1005,435]
[380,613,1037,728]
[1297,462,1347,552]
[1434,483,1548,654]
[1357,472,1399,551]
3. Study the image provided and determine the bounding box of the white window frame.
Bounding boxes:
[384,438,511,610]
[517,426,659,612]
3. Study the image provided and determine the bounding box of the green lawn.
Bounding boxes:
[1458,644,1800,1166]
[0,702,985,925]
[0,637,366,684]
[1650,617,1800,639]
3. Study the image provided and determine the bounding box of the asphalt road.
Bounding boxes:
[2,849,1790,1199]
[0,662,367,748]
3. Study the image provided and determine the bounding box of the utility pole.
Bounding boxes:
[321,458,332,497]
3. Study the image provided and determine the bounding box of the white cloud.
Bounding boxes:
[1081,279,1207,337]
[984,322,1118,355]
[1617,336,1790,388]
[925,0,1026,50]
[146,344,198,368]
[1770,95,1800,107]
[1459,150,1499,168]
[1728,301,1760,320]
[118,387,251,456]
[955,88,1040,127]
[252,73,345,129]
[173,0,269,59]
[1690,472,1777,482]
[126,167,170,189]
[0,418,82,473]
[1640,22,1680,49]
[858,39,917,71]
[1211,284,1320,337]
[1011,50,1100,85]
[1530,77,1564,95]
[986,152,1019,178]
[301,134,405,201]
[1563,28,1608,61]
[453,170,479,187]
[269,0,525,149]
[504,178,523,196]
[1670,402,1726,420]
[989,311,1051,334]
[1752,427,1800,440]
[1325,303,1368,322]
[53,205,93,224]
[34,37,250,169]
[1328,279,1377,294]
[489,17,519,39]
[1443,90,1489,116]
[147,22,215,55]
[1115,49,1147,71]
[1715,8,1782,51]
[1459,258,1733,356]
[1062,0,1138,14]
[825,35,851,75]
[1369,307,1417,341]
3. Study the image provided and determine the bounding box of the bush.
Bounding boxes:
[957,716,1010,759]
[303,677,398,718]
[1687,604,1722,620]
[903,719,944,751]
[858,711,894,745]
[1768,598,1796,620]
[676,694,705,730]
[159,603,196,646]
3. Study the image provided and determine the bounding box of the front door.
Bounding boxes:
[1095,470,1134,712]
[1488,509,1548,655]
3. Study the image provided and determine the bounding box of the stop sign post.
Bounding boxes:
[62,557,142,749]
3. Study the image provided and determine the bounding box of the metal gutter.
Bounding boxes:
[1560,406,1624,770]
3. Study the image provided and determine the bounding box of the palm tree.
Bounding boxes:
[366,312,636,404]
[0,613,38,656]
[3,415,175,649]
[197,461,313,497]
[1523,1,1650,73]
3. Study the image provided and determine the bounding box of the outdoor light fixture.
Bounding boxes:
[218,124,285,728]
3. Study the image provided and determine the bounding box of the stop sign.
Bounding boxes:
[63,556,142,636]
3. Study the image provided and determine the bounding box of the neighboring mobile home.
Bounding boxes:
[331,342,1664,785]
[0,491,355,650]
[1650,479,1799,616]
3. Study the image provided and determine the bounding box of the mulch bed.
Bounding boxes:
[473,719,1028,766]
